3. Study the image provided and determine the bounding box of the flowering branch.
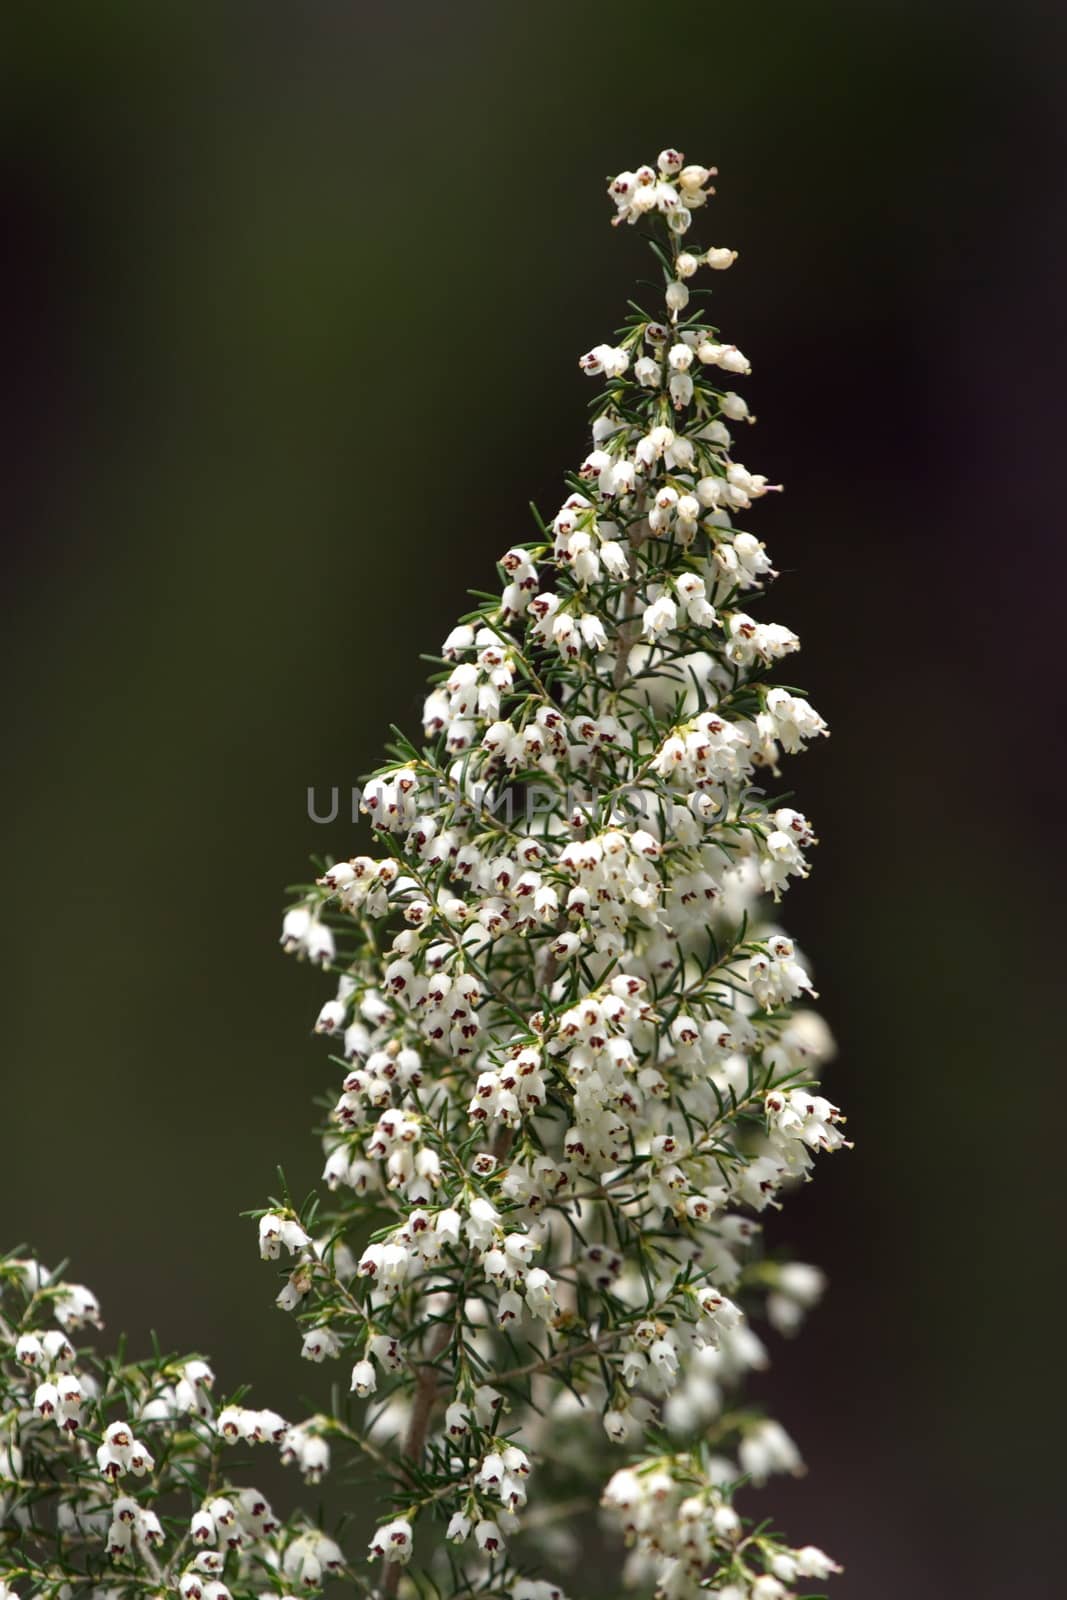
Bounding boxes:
[273,149,847,1600]
[1,148,848,1600]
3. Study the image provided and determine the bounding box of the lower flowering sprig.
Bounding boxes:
[0,1251,345,1600]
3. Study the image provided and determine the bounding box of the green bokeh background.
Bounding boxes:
[2,3,1064,1595]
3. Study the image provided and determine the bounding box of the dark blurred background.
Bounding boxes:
[2,2,1065,1594]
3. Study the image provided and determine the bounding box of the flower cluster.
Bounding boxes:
[0,1253,338,1598]
[264,149,846,1599]
[602,1454,842,1597]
